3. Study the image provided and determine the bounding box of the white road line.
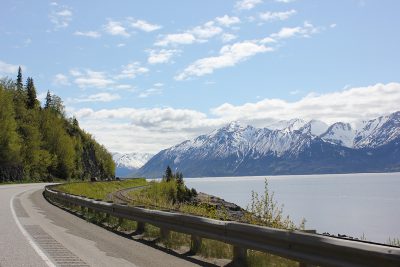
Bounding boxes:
[10,192,56,267]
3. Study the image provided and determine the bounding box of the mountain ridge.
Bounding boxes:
[136,111,400,178]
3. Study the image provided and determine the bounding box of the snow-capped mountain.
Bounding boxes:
[136,111,400,178]
[112,152,153,177]
[320,122,356,147]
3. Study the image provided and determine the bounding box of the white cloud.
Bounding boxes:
[271,21,319,39]
[116,62,149,79]
[259,9,296,21]
[129,19,162,32]
[211,83,400,126]
[0,60,24,75]
[330,23,337,28]
[155,21,223,47]
[215,15,241,27]
[73,70,115,88]
[104,20,130,37]
[117,43,126,47]
[235,0,263,10]
[275,0,295,3]
[153,83,164,87]
[49,7,72,29]
[155,33,197,46]
[147,49,180,64]
[138,87,163,98]
[221,33,238,43]
[114,84,135,91]
[53,73,70,86]
[175,41,272,80]
[71,83,400,153]
[74,31,101,38]
[189,21,223,39]
[72,93,121,103]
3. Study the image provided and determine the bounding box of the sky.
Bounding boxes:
[1,0,400,154]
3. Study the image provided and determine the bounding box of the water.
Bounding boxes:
[184,172,400,243]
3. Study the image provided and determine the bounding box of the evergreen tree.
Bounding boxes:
[45,90,52,109]
[165,166,173,182]
[26,77,38,109]
[176,172,183,186]
[16,66,23,91]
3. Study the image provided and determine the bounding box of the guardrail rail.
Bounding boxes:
[44,185,400,267]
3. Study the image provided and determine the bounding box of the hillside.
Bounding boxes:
[0,69,115,182]
[137,112,400,177]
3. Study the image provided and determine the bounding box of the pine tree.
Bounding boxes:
[45,90,52,109]
[165,166,172,182]
[26,77,38,109]
[16,66,23,91]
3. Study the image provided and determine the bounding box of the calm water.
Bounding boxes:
[184,172,400,243]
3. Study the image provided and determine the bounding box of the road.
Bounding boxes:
[0,183,205,267]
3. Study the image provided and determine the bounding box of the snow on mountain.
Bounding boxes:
[354,111,400,148]
[266,118,306,132]
[299,120,329,136]
[320,122,356,147]
[112,152,154,169]
[137,111,400,177]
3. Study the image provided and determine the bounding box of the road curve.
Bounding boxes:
[0,183,203,267]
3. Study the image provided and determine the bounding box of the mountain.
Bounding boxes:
[112,152,153,177]
[136,111,400,178]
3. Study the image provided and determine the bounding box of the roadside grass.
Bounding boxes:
[51,178,305,266]
[55,178,147,200]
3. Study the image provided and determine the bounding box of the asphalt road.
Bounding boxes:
[0,183,204,267]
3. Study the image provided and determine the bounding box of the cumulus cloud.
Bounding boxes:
[104,20,130,37]
[0,60,24,75]
[175,41,273,80]
[215,15,241,27]
[74,31,101,38]
[49,6,72,29]
[189,21,223,39]
[271,21,319,39]
[221,33,238,43]
[53,73,70,86]
[71,93,121,103]
[138,87,163,98]
[116,62,149,79]
[155,21,223,47]
[72,69,115,88]
[235,0,263,10]
[71,83,400,153]
[147,49,180,64]
[129,19,162,32]
[155,33,197,46]
[259,9,297,21]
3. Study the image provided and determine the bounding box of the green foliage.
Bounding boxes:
[244,179,304,230]
[0,69,115,182]
[55,179,147,200]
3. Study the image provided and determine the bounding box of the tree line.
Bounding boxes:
[0,67,115,182]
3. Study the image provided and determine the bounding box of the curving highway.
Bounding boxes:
[0,183,204,267]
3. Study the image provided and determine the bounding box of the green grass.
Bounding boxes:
[55,178,147,200]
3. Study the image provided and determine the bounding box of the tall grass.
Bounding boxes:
[55,178,147,200]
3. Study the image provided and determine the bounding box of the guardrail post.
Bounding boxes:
[136,221,145,234]
[160,228,170,240]
[232,246,247,267]
[190,235,202,254]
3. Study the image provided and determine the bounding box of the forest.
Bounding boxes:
[0,67,115,182]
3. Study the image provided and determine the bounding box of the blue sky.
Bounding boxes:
[1,0,400,153]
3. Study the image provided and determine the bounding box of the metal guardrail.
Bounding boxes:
[44,185,400,267]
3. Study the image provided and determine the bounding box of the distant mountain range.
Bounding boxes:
[112,152,153,177]
[135,111,400,178]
